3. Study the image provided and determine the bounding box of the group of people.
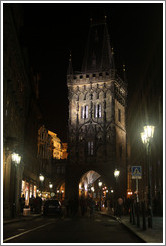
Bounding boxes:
[19,194,43,214]
[29,195,42,213]
[65,196,96,218]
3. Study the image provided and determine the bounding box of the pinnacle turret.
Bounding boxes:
[67,52,73,75]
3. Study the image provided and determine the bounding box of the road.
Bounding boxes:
[3,213,144,243]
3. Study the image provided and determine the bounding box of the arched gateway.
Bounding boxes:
[65,19,127,202]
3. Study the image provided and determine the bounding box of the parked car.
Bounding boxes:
[43,199,62,216]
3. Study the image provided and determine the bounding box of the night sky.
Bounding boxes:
[20,2,163,142]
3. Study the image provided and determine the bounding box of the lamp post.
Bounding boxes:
[11,152,21,217]
[57,189,60,200]
[39,174,44,200]
[114,169,120,216]
[49,183,53,198]
[114,169,120,196]
[91,186,95,199]
[98,181,102,211]
[141,125,155,228]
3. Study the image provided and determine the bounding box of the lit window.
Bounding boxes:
[88,141,93,156]
[95,104,102,118]
[81,105,88,119]
[85,106,88,118]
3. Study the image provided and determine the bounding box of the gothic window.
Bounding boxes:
[104,92,106,98]
[88,141,94,156]
[94,104,102,118]
[118,109,121,122]
[85,106,88,118]
[84,94,86,100]
[97,92,99,99]
[81,105,88,119]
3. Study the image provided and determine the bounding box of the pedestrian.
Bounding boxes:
[117,197,123,218]
[34,195,42,213]
[80,195,86,216]
[88,198,95,218]
[19,194,25,214]
[29,195,35,213]
[65,198,70,217]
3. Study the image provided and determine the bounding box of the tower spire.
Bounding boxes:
[81,20,115,73]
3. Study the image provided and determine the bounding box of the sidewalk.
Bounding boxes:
[3,208,42,225]
[100,210,163,243]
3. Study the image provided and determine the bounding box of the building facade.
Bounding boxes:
[3,4,36,217]
[48,130,68,160]
[66,19,127,200]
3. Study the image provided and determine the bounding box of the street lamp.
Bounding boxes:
[98,181,102,211]
[141,125,155,228]
[39,174,44,199]
[12,152,21,165]
[49,183,53,198]
[114,168,120,196]
[11,152,21,217]
[114,169,120,179]
[114,169,120,216]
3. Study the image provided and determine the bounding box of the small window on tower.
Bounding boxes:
[88,141,94,156]
[94,104,102,118]
[81,105,88,119]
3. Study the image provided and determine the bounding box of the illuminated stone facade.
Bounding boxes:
[66,20,127,199]
[48,130,68,160]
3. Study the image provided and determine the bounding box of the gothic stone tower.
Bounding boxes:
[66,20,127,200]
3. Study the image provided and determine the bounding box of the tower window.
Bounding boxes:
[88,141,94,156]
[118,109,121,122]
[95,104,102,118]
[81,105,88,119]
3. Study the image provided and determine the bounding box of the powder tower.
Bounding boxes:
[66,19,127,200]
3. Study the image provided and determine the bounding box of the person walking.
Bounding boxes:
[19,194,25,214]
[80,195,87,216]
[89,198,95,219]
[29,195,35,213]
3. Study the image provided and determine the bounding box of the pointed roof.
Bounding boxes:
[81,19,114,73]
